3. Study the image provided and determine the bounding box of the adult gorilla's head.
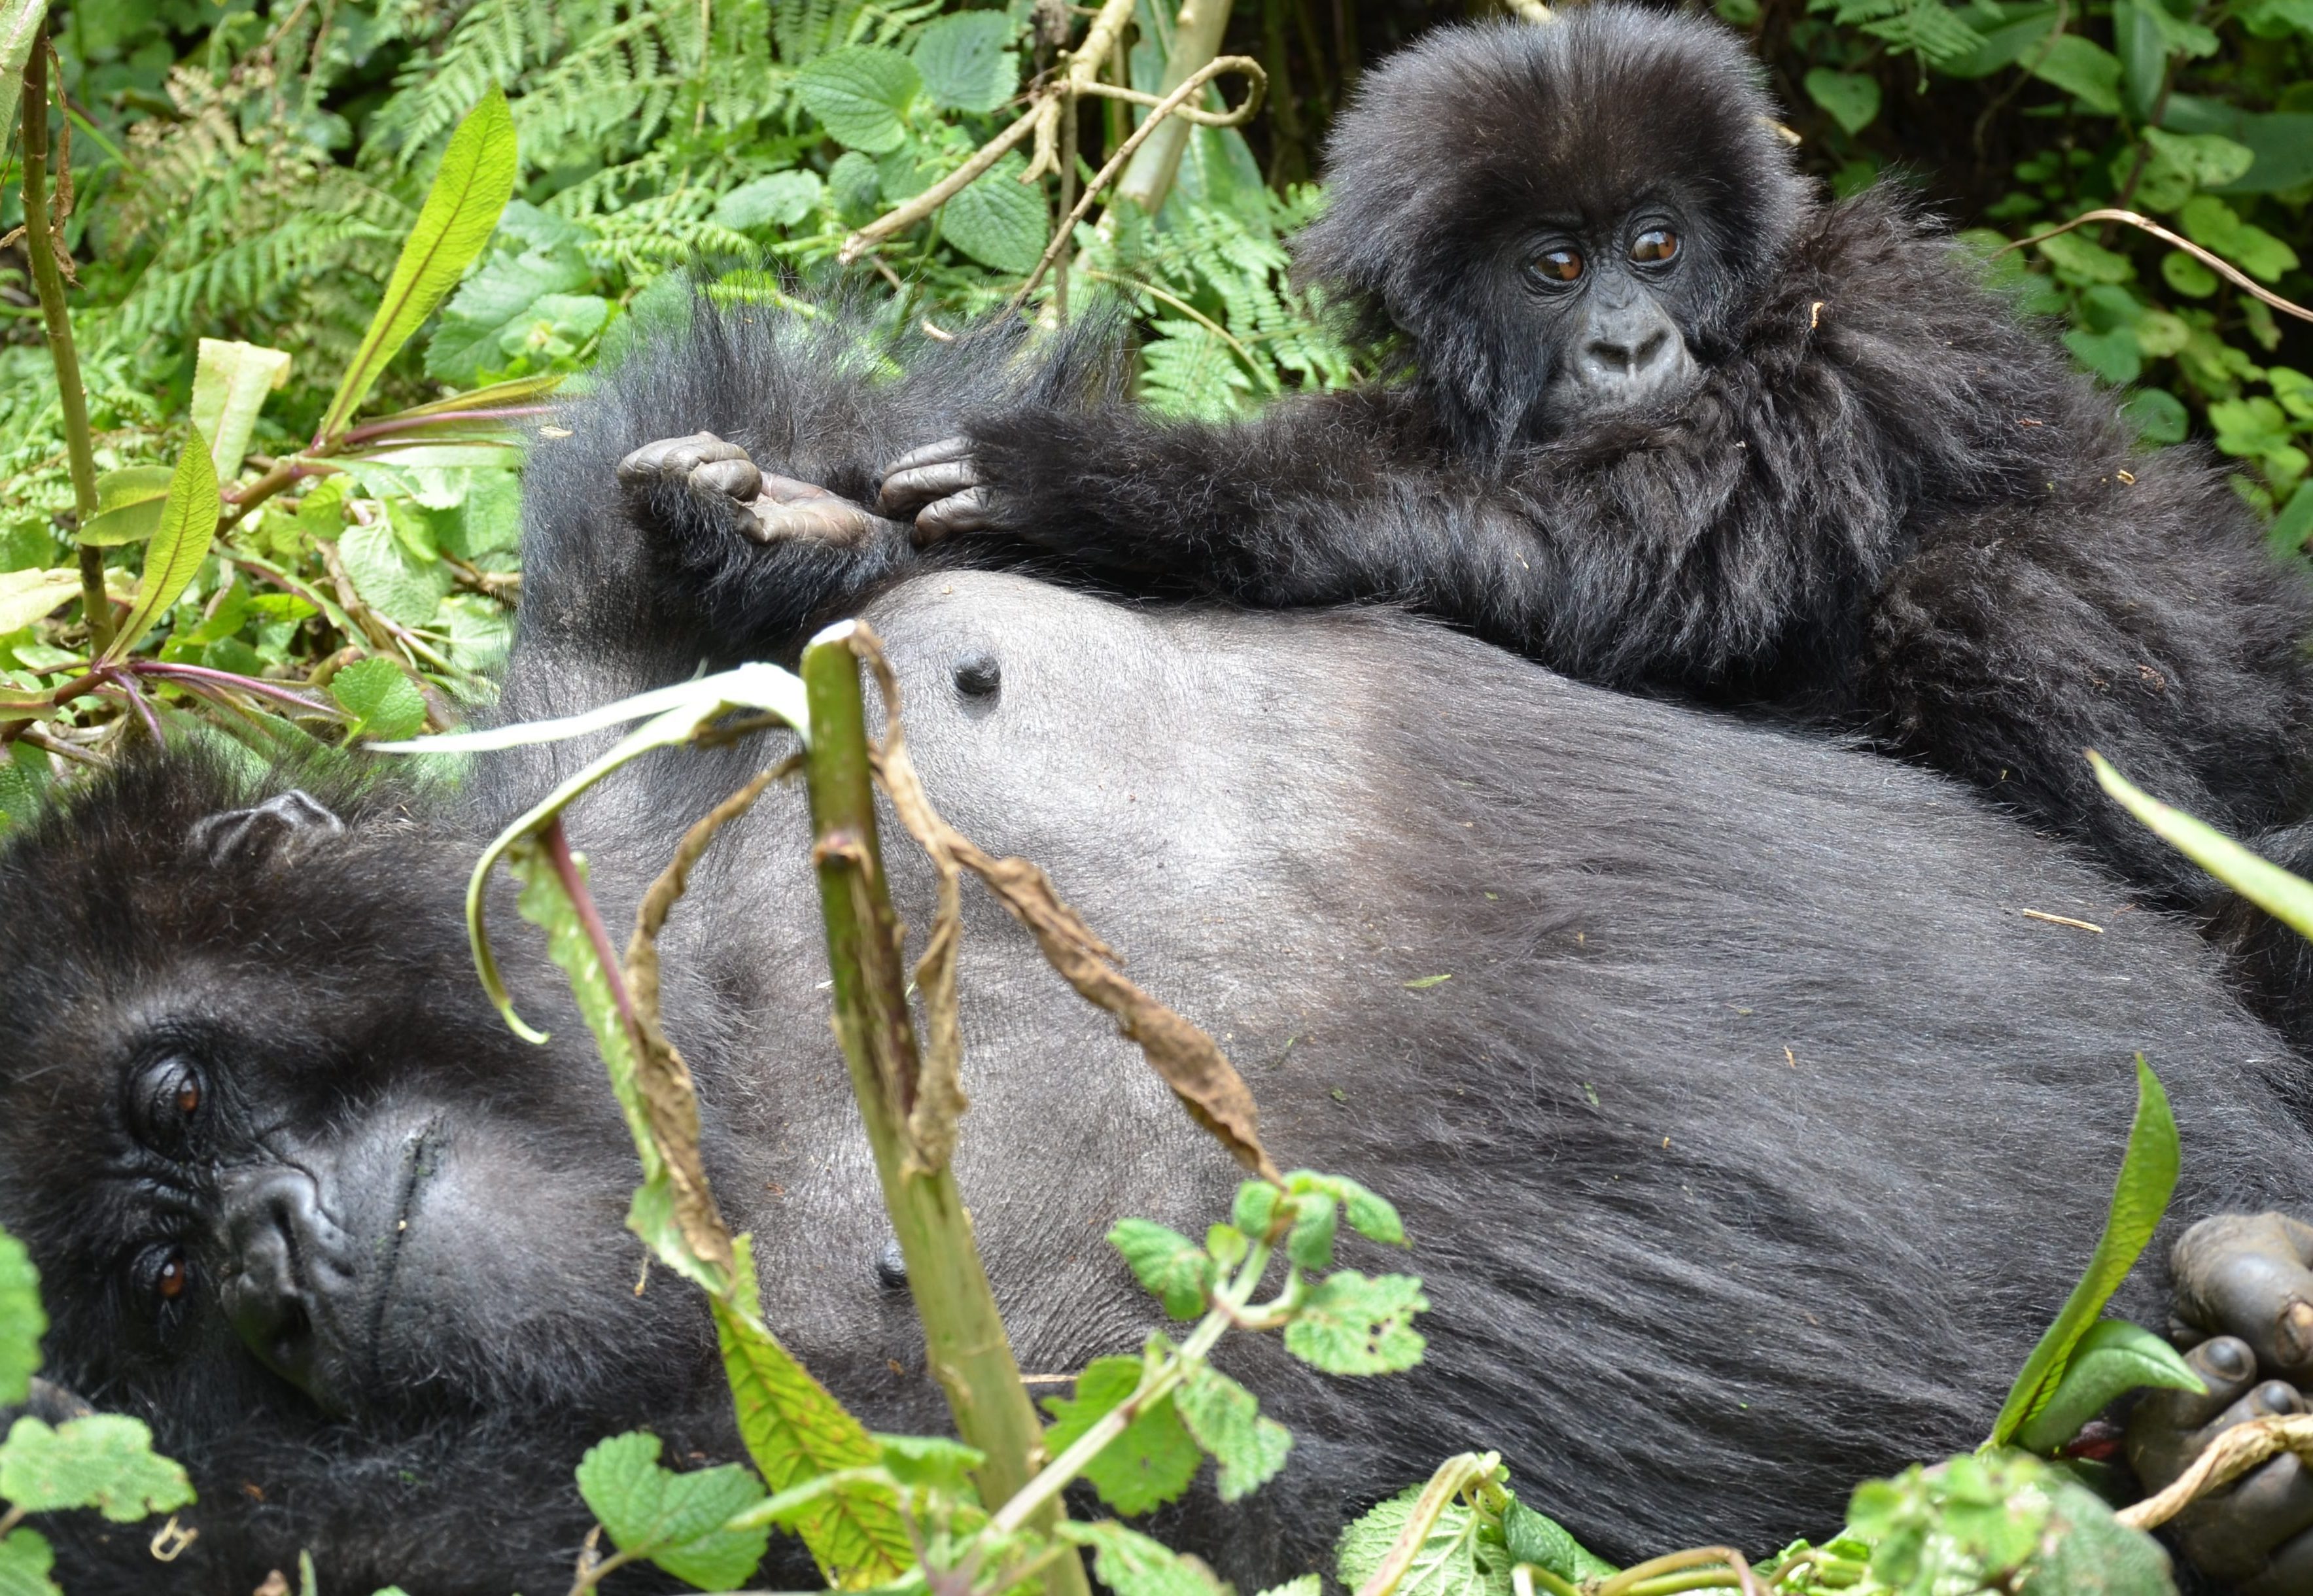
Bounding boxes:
[1295,7,1809,453]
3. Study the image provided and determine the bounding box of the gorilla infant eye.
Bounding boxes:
[1533,247,1584,284]
[1629,228,1679,264]
[154,1249,190,1300]
[133,1054,205,1149]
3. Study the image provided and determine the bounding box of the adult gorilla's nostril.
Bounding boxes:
[217,1166,351,1408]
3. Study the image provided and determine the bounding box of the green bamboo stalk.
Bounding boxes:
[1111,0,1236,218]
[18,31,111,656]
[798,633,1090,1596]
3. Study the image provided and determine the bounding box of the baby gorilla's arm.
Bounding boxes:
[2129,1213,2313,1591]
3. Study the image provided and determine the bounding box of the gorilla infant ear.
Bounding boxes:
[186,790,345,867]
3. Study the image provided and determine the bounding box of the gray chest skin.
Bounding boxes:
[502,569,2308,1576]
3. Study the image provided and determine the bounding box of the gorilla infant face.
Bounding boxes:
[1518,205,1703,416]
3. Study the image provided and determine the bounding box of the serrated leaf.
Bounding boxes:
[942,151,1047,273]
[1233,1181,1280,1239]
[0,1528,56,1596]
[2015,1318,2204,1453]
[797,47,918,153]
[1338,1181,1405,1247]
[1043,1356,1201,1514]
[1173,1364,1291,1502]
[101,434,218,663]
[1109,1219,1212,1319]
[0,1229,40,1407]
[1058,1521,1229,1596]
[1283,1272,1428,1376]
[0,1415,194,1522]
[1286,1192,1338,1272]
[1501,1499,1616,1583]
[1805,69,1881,133]
[913,12,1018,113]
[319,88,518,439]
[1991,1059,2178,1446]
[1336,1484,1509,1596]
[715,171,824,231]
[338,520,450,629]
[190,339,293,480]
[424,250,591,385]
[331,658,428,741]
[576,1432,771,1591]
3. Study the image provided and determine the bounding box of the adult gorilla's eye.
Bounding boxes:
[133,1055,205,1150]
[1533,247,1584,283]
[1630,228,1680,264]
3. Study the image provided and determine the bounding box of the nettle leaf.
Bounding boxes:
[332,658,428,742]
[1043,1356,1201,1514]
[1285,1192,1339,1272]
[941,151,1048,273]
[1284,1272,1429,1376]
[1232,1180,1281,1239]
[1336,1485,1510,1596]
[1058,1521,1229,1596]
[1109,1219,1213,1319]
[575,1432,771,1592]
[338,519,451,629]
[714,171,824,232]
[424,250,590,384]
[1804,69,1881,134]
[913,11,1018,113]
[0,1415,195,1523]
[0,1527,57,1596]
[1501,1499,1616,1584]
[797,47,919,153]
[1173,1363,1292,1502]
[0,1228,41,1407]
[2015,1318,2204,1453]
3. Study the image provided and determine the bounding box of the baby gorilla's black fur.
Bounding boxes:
[881,9,2313,1011]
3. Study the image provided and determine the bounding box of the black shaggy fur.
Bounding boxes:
[923,8,2313,1003]
[9,305,2313,1594]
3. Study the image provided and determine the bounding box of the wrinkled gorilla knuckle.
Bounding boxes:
[616,429,748,484]
[2171,1211,2313,1378]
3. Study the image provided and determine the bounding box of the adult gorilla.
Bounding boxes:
[6,309,2313,1595]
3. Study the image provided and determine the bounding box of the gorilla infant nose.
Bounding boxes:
[217,1166,358,1408]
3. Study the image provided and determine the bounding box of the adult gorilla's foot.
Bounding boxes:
[618,431,901,547]
[2129,1213,2313,1589]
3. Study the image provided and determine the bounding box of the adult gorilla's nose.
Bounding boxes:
[217,1164,358,1410]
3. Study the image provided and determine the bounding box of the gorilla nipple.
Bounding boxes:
[953,653,1001,700]
[877,1238,907,1289]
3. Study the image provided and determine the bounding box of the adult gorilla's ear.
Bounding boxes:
[188,790,346,867]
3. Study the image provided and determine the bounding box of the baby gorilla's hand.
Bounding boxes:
[2129,1213,2313,1590]
[876,437,1001,542]
[618,432,901,547]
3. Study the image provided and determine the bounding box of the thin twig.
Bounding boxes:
[2120,1412,2313,1529]
[1999,208,2313,324]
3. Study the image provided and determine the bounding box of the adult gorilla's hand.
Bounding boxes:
[2129,1213,2313,1591]
[876,436,1003,542]
[619,431,905,547]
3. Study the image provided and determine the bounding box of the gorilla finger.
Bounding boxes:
[913,487,997,545]
[691,457,763,502]
[878,455,983,517]
[2178,1453,2313,1586]
[746,498,897,548]
[2173,1213,2313,1380]
[880,436,974,479]
[2130,1338,2264,1485]
[2240,1522,2313,1596]
[757,472,850,507]
[617,431,748,484]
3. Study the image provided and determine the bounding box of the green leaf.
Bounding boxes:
[1286,1192,1339,1272]
[1172,1363,1291,1502]
[423,250,591,385]
[1989,1058,2178,1446]
[913,11,1018,112]
[2037,232,2135,286]
[190,339,294,481]
[1805,69,1881,134]
[941,151,1049,273]
[714,171,825,232]
[2271,481,2313,557]
[1233,1181,1281,1239]
[1058,1521,1230,1596]
[1335,1482,1511,1596]
[1256,1578,1321,1596]
[2063,326,2141,386]
[874,1433,985,1494]
[2029,35,2122,114]
[0,1415,195,1522]
[2092,754,2313,939]
[0,1528,57,1596]
[101,435,219,663]
[2180,195,2301,283]
[331,658,428,741]
[797,47,919,153]
[0,570,79,635]
[1043,1355,1202,1514]
[576,1431,771,1591]
[77,465,177,547]
[338,519,451,630]
[2123,388,2189,446]
[2014,1318,2204,1453]
[2161,249,2219,298]
[1284,1272,1428,1376]
[1109,1219,1213,1319]
[0,1227,40,1407]
[1501,1499,1617,1583]
[319,88,519,440]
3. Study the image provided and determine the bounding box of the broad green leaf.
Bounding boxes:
[1173,1363,1291,1502]
[1336,1479,1511,1596]
[942,152,1048,273]
[2271,481,2313,557]
[0,570,79,634]
[2093,755,2313,937]
[101,436,218,663]
[338,519,450,629]
[190,339,293,481]
[2030,35,2122,114]
[1805,69,1881,134]
[797,47,918,153]
[715,171,825,231]
[2063,325,2141,387]
[2014,1318,2204,1453]
[496,293,611,361]
[319,88,519,440]
[0,1528,56,1596]
[0,0,46,101]
[1043,1355,1202,1514]
[0,1415,194,1522]
[875,1433,984,1494]
[1109,1219,1213,1319]
[1283,1272,1429,1376]
[2037,232,2134,285]
[913,11,1018,112]
[424,250,591,385]
[1058,1521,1230,1596]
[1339,1182,1405,1247]
[575,1432,771,1591]
[331,658,428,741]
[1285,1192,1339,1272]
[1990,1058,2178,1446]
[1501,1499,1617,1582]
[1232,1180,1281,1239]
[0,1228,39,1406]
[77,466,176,547]
[2123,389,2189,447]
[2180,195,2301,283]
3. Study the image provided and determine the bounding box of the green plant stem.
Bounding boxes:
[1110,0,1235,218]
[798,631,1089,1596]
[18,34,111,657]
[1512,1565,1582,1596]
